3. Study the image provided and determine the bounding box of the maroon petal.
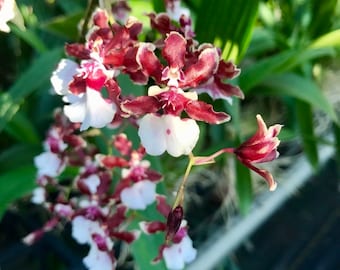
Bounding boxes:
[148,13,176,35]
[127,70,150,85]
[180,47,219,88]
[69,75,86,95]
[235,140,279,163]
[65,43,90,59]
[113,133,132,156]
[107,205,127,228]
[111,231,138,243]
[163,32,186,69]
[185,100,230,124]
[145,168,163,181]
[216,60,240,79]
[121,96,160,116]
[99,155,129,169]
[140,221,167,234]
[137,43,163,81]
[156,195,171,218]
[92,9,109,28]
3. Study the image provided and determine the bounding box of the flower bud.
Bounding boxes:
[166,205,183,241]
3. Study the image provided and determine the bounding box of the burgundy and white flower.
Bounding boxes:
[50,58,117,131]
[83,243,115,270]
[231,114,282,190]
[72,216,115,270]
[163,235,197,270]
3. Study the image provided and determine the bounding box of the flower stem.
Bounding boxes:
[172,153,195,209]
[78,0,98,42]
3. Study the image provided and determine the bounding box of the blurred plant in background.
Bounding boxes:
[0,0,339,269]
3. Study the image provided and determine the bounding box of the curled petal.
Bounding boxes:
[216,60,240,79]
[185,100,230,124]
[239,160,277,191]
[148,13,176,35]
[50,59,78,95]
[180,47,219,88]
[195,77,244,102]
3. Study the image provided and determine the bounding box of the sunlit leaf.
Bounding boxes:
[310,29,340,49]
[195,0,259,62]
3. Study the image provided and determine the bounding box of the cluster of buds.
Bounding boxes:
[28,1,282,269]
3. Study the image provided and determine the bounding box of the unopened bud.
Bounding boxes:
[166,205,183,241]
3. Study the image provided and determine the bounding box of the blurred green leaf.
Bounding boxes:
[0,47,63,132]
[309,0,337,38]
[295,100,319,169]
[4,110,40,144]
[240,50,296,91]
[245,27,277,56]
[56,0,85,14]
[240,48,335,92]
[259,73,338,123]
[0,144,40,171]
[0,165,36,219]
[235,159,252,215]
[10,24,47,53]
[42,12,84,41]
[333,122,340,165]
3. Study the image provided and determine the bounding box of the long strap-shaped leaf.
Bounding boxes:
[195,0,260,62]
[0,47,63,132]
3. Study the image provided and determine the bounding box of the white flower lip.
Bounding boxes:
[120,180,156,210]
[63,87,117,131]
[163,235,197,270]
[138,114,200,157]
[34,151,63,177]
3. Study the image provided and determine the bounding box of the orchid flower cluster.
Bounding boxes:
[27,1,282,270]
